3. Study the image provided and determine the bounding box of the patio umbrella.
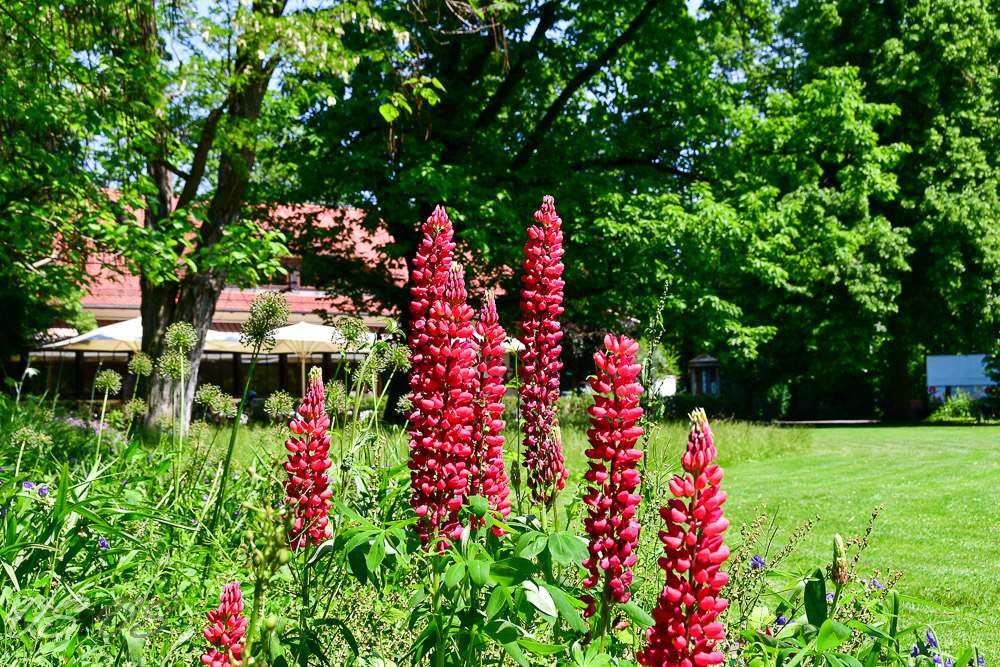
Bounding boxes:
[44,317,240,353]
[207,321,375,395]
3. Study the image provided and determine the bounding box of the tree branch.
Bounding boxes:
[472,1,558,130]
[175,107,224,210]
[575,156,714,182]
[509,0,664,171]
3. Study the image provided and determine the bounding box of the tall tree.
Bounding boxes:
[271,0,914,417]
[783,0,1000,416]
[4,0,400,422]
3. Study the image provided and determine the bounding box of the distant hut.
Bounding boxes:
[688,354,721,396]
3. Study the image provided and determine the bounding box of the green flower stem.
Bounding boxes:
[596,570,613,655]
[179,360,186,450]
[124,379,139,442]
[95,388,110,462]
[14,437,28,478]
[298,542,314,667]
[244,566,267,665]
[208,345,261,535]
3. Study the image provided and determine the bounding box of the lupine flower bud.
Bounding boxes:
[638,409,730,667]
[831,533,849,586]
[201,581,248,666]
[468,291,511,533]
[581,334,645,617]
[519,195,568,507]
[282,368,333,549]
[406,210,477,549]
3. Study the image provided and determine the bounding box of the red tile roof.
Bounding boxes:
[81,205,405,320]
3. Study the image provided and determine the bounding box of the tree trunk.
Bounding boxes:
[884,336,913,422]
[139,1,281,431]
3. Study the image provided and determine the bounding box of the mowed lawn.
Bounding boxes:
[722,426,1000,658]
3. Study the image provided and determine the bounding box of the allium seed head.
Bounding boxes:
[95,369,123,395]
[241,291,290,351]
[165,321,198,353]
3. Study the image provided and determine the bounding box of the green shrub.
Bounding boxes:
[926,390,983,423]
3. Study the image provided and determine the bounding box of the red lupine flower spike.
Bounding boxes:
[581,334,644,620]
[519,195,568,507]
[469,290,511,533]
[638,408,730,667]
[407,247,478,548]
[283,367,333,549]
[409,205,457,371]
[201,581,248,667]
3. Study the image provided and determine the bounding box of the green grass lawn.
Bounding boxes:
[210,418,998,657]
[722,426,1000,658]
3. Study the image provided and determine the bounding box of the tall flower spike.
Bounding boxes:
[283,368,333,549]
[519,195,568,507]
[469,291,511,532]
[581,334,644,619]
[201,581,248,667]
[407,259,477,548]
[638,409,730,667]
[409,205,457,367]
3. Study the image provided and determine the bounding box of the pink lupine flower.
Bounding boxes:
[519,195,568,507]
[283,368,333,549]
[201,581,248,667]
[407,262,477,548]
[581,334,644,618]
[409,205,457,369]
[638,409,730,667]
[468,290,511,532]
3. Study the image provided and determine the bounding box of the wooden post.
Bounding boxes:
[74,351,83,398]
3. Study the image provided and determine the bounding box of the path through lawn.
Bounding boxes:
[723,426,1000,657]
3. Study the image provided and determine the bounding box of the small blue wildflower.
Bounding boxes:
[927,631,938,649]
[120,480,127,486]
[944,659,951,667]
[777,615,787,626]
[22,481,36,491]
[98,537,109,550]
[871,578,884,590]
[750,554,765,570]
[203,478,210,484]
[147,455,153,460]
[202,494,209,501]
[191,519,198,525]
[827,593,835,602]
[233,511,240,516]
[912,646,920,658]
[69,458,76,463]
[38,487,49,496]
[933,656,941,665]
[231,474,238,480]
[978,656,985,666]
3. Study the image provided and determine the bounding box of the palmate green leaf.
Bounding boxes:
[540,583,587,634]
[469,556,491,588]
[816,619,851,651]
[547,531,589,567]
[517,636,566,655]
[489,557,536,587]
[444,562,466,589]
[622,600,655,629]
[515,531,547,559]
[804,568,828,627]
[521,581,557,618]
[365,534,387,573]
[485,585,509,620]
